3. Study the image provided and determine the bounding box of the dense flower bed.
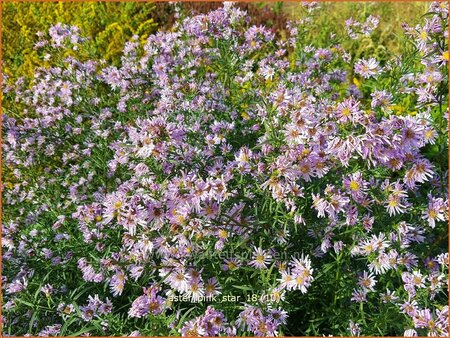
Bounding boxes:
[2,2,448,336]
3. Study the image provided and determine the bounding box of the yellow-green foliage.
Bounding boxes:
[284,1,430,59]
[2,1,158,81]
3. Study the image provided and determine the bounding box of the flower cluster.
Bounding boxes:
[2,2,448,336]
[345,15,380,39]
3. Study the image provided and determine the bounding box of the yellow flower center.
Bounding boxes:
[227,261,236,269]
[219,230,228,239]
[425,130,434,139]
[296,276,304,285]
[420,31,428,40]
[341,107,351,117]
[300,164,311,174]
[413,276,422,285]
[176,214,186,224]
[388,199,398,207]
[349,181,360,191]
[364,244,373,253]
[428,209,437,219]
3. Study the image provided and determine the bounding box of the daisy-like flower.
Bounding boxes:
[380,289,398,303]
[276,255,314,293]
[290,273,311,294]
[370,233,390,251]
[361,214,374,231]
[38,324,62,337]
[422,195,446,228]
[404,159,434,187]
[137,235,154,255]
[400,300,419,317]
[283,123,305,145]
[147,201,165,228]
[424,257,439,272]
[41,284,54,297]
[110,269,127,297]
[326,191,350,217]
[351,288,367,303]
[128,286,165,318]
[398,253,418,270]
[335,97,363,124]
[354,58,381,78]
[249,247,272,269]
[97,298,113,315]
[103,192,127,224]
[428,272,445,292]
[205,277,221,297]
[413,308,433,329]
[6,277,28,294]
[59,303,76,317]
[423,127,438,144]
[186,279,204,302]
[167,270,190,293]
[290,255,313,275]
[179,319,206,336]
[385,194,407,216]
[368,255,391,275]
[385,250,399,268]
[371,90,392,109]
[401,117,425,147]
[235,146,253,172]
[358,271,377,291]
[259,65,275,80]
[135,135,155,159]
[410,270,426,288]
[312,193,328,217]
[223,258,241,271]
[343,171,367,201]
[362,14,380,33]
[415,25,431,52]
[268,308,288,325]
[277,269,295,290]
[415,86,435,104]
[351,239,374,256]
[348,320,361,336]
[353,233,389,257]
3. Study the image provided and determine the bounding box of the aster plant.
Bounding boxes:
[2,2,448,336]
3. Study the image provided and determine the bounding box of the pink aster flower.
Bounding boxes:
[413,308,433,329]
[351,288,367,303]
[358,271,377,291]
[422,195,446,228]
[354,58,381,78]
[349,320,361,336]
[343,171,368,202]
[385,194,407,216]
[110,269,127,297]
[249,247,272,269]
